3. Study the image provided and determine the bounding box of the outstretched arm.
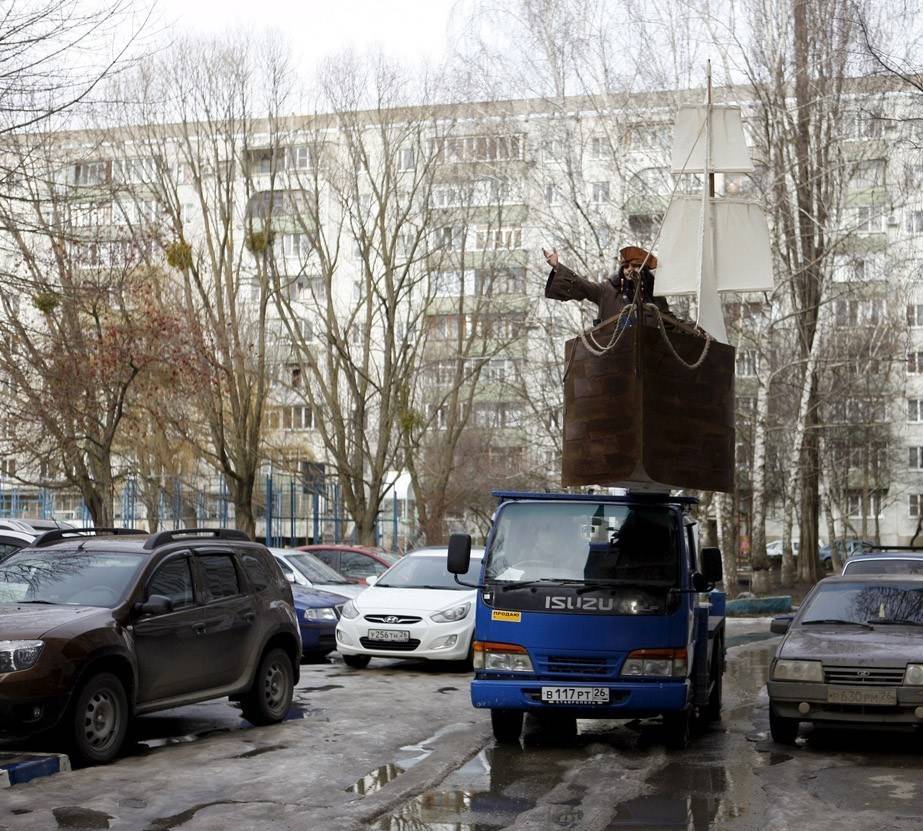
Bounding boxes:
[542,248,601,306]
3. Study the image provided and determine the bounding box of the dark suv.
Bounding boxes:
[0,528,301,764]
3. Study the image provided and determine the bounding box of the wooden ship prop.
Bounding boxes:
[562,67,774,493]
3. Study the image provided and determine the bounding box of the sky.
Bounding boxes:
[144,0,461,68]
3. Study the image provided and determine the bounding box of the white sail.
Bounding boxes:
[655,196,773,295]
[672,105,753,174]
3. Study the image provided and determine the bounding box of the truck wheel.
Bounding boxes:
[71,672,130,765]
[663,709,692,750]
[769,708,799,745]
[343,654,371,669]
[491,709,524,743]
[241,648,294,726]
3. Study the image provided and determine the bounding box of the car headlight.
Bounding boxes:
[0,640,43,673]
[904,664,923,685]
[431,602,471,623]
[340,600,360,619]
[304,607,338,622]
[472,641,533,672]
[772,659,823,683]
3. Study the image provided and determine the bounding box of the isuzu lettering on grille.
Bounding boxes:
[545,596,615,611]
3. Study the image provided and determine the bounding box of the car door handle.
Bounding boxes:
[193,622,207,635]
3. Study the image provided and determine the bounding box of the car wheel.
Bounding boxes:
[769,707,799,745]
[343,654,371,669]
[71,672,129,765]
[241,647,294,726]
[663,708,692,750]
[491,709,524,743]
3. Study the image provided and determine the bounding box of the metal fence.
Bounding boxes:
[0,474,415,553]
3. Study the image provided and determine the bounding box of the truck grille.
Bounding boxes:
[537,655,617,678]
[364,615,422,625]
[824,666,905,686]
[359,637,420,651]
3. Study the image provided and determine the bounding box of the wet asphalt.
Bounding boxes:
[3,619,923,829]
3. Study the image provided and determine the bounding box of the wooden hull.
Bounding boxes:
[562,318,735,492]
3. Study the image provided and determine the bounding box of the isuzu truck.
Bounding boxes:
[447,491,726,748]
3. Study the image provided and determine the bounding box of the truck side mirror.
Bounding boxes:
[770,615,793,635]
[700,547,723,584]
[447,533,472,575]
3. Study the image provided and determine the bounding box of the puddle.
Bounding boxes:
[347,763,405,796]
[726,631,776,649]
[606,760,740,830]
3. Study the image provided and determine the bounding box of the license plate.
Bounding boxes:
[541,687,610,704]
[827,685,897,706]
[367,629,410,642]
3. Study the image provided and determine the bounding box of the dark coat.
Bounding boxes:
[544,263,669,324]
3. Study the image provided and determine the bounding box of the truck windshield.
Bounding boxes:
[485,501,680,587]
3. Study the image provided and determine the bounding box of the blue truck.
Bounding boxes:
[447,490,726,748]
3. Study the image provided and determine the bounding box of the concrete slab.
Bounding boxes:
[0,752,70,788]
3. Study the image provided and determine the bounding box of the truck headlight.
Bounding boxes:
[304,607,338,622]
[621,648,687,678]
[431,602,470,623]
[340,600,360,619]
[904,664,923,685]
[473,641,533,672]
[0,640,43,673]
[772,659,823,683]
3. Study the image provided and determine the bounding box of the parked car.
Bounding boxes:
[269,548,365,598]
[0,519,73,535]
[0,529,39,565]
[335,546,484,668]
[299,544,401,583]
[290,585,348,661]
[0,527,300,764]
[818,538,874,565]
[842,550,923,576]
[767,574,923,744]
[766,540,800,559]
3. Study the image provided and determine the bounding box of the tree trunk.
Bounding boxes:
[749,373,772,593]
[228,474,256,539]
[715,492,738,599]
[797,404,821,584]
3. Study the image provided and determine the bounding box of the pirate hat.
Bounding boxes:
[619,246,657,270]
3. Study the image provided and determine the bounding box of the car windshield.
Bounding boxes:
[800,582,923,625]
[377,556,483,590]
[0,550,145,608]
[287,552,350,584]
[484,501,680,586]
[377,551,400,565]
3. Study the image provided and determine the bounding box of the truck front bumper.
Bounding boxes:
[471,678,690,717]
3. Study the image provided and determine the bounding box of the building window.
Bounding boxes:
[474,227,522,251]
[591,181,610,203]
[907,210,923,234]
[912,494,923,517]
[544,182,560,205]
[275,233,312,260]
[398,147,415,171]
[590,136,610,160]
[849,159,886,190]
[909,447,923,469]
[279,405,314,431]
[855,206,885,233]
[909,352,923,374]
[71,161,110,186]
[432,271,462,296]
[736,350,758,377]
[287,146,314,171]
[909,399,923,422]
[847,491,881,519]
[908,304,923,327]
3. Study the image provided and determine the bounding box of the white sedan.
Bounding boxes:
[335,547,483,667]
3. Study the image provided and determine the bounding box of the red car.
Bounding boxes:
[297,544,401,583]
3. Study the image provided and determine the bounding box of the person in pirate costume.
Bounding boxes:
[542,245,669,325]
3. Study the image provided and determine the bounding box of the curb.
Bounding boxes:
[0,752,71,788]
[725,596,792,616]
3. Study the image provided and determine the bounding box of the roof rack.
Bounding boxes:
[492,490,699,506]
[143,528,251,550]
[864,544,923,552]
[33,527,147,548]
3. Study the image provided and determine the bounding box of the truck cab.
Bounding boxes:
[447,491,725,747]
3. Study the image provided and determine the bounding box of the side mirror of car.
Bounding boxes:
[770,615,793,635]
[365,575,378,586]
[447,533,472,575]
[700,547,723,584]
[691,572,708,593]
[136,594,174,617]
